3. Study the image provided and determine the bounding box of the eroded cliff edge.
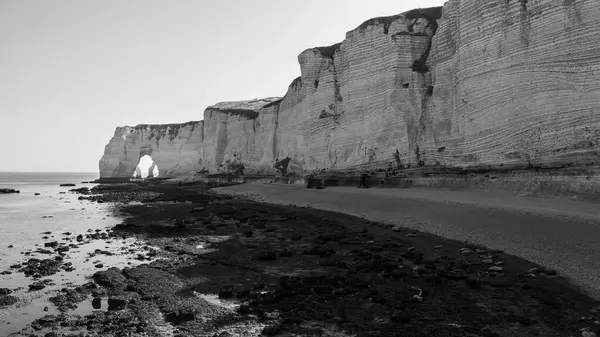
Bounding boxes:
[99,1,600,196]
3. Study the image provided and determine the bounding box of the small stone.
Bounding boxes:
[489,266,504,272]
[218,286,234,299]
[29,282,46,291]
[107,297,126,310]
[94,263,104,268]
[407,233,417,237]
[44,242,58,248]
[237,304,250,314]
[433,245,442,249]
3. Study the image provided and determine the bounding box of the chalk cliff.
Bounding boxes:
[99,121,205,178]
[99,0,600,195]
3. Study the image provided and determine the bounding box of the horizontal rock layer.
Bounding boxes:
[99,0,600,196]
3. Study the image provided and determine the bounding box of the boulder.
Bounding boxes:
[93,267,127,289]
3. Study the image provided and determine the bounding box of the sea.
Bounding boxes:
[0,172,148,335]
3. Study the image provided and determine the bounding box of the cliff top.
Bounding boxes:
[353,6,443,34]
[304,6,443,59]
[125,121,200,130]
[208,97,282,111]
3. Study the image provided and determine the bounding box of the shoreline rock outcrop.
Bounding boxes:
[99,1,600,197]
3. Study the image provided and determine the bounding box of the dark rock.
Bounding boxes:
[237,304,250,314]
[93,267,126,289]
[69,187,90,194]
[283,316,304,324]
[34,193,41,195]
[489,279,511,288]
[44,241,59,248]
[257,250,278,261]
[92,297,102,309]
[465,276,481,289]
[278,249,293,257]
[0,295,18,307]
[94,263,104,268]
[236,289,250,298]
[218,286,234,299]
[0,188,19,194]
[261,323,281,336]
[0,288,11,296]
[391,311,412,324]
[59,184,76,187]
[107,297,127,310]
[55,246,70,253]
[29,282,47,291]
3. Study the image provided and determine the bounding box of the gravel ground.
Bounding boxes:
[214,182,600,300]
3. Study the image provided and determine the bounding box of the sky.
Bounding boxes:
[0,0,446,173]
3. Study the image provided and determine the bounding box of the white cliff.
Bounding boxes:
[99,1,600,195]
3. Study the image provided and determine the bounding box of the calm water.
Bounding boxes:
[0,173,148,335]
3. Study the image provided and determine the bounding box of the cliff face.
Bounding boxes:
[100,0,600,193]
[99,121,205,178]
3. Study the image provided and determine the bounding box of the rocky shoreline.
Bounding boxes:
[6,182,600,336]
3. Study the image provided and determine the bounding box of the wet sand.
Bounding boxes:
[214,182,600,300]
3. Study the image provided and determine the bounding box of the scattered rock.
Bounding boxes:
[0,188,20,194]
[0,288,12,296]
